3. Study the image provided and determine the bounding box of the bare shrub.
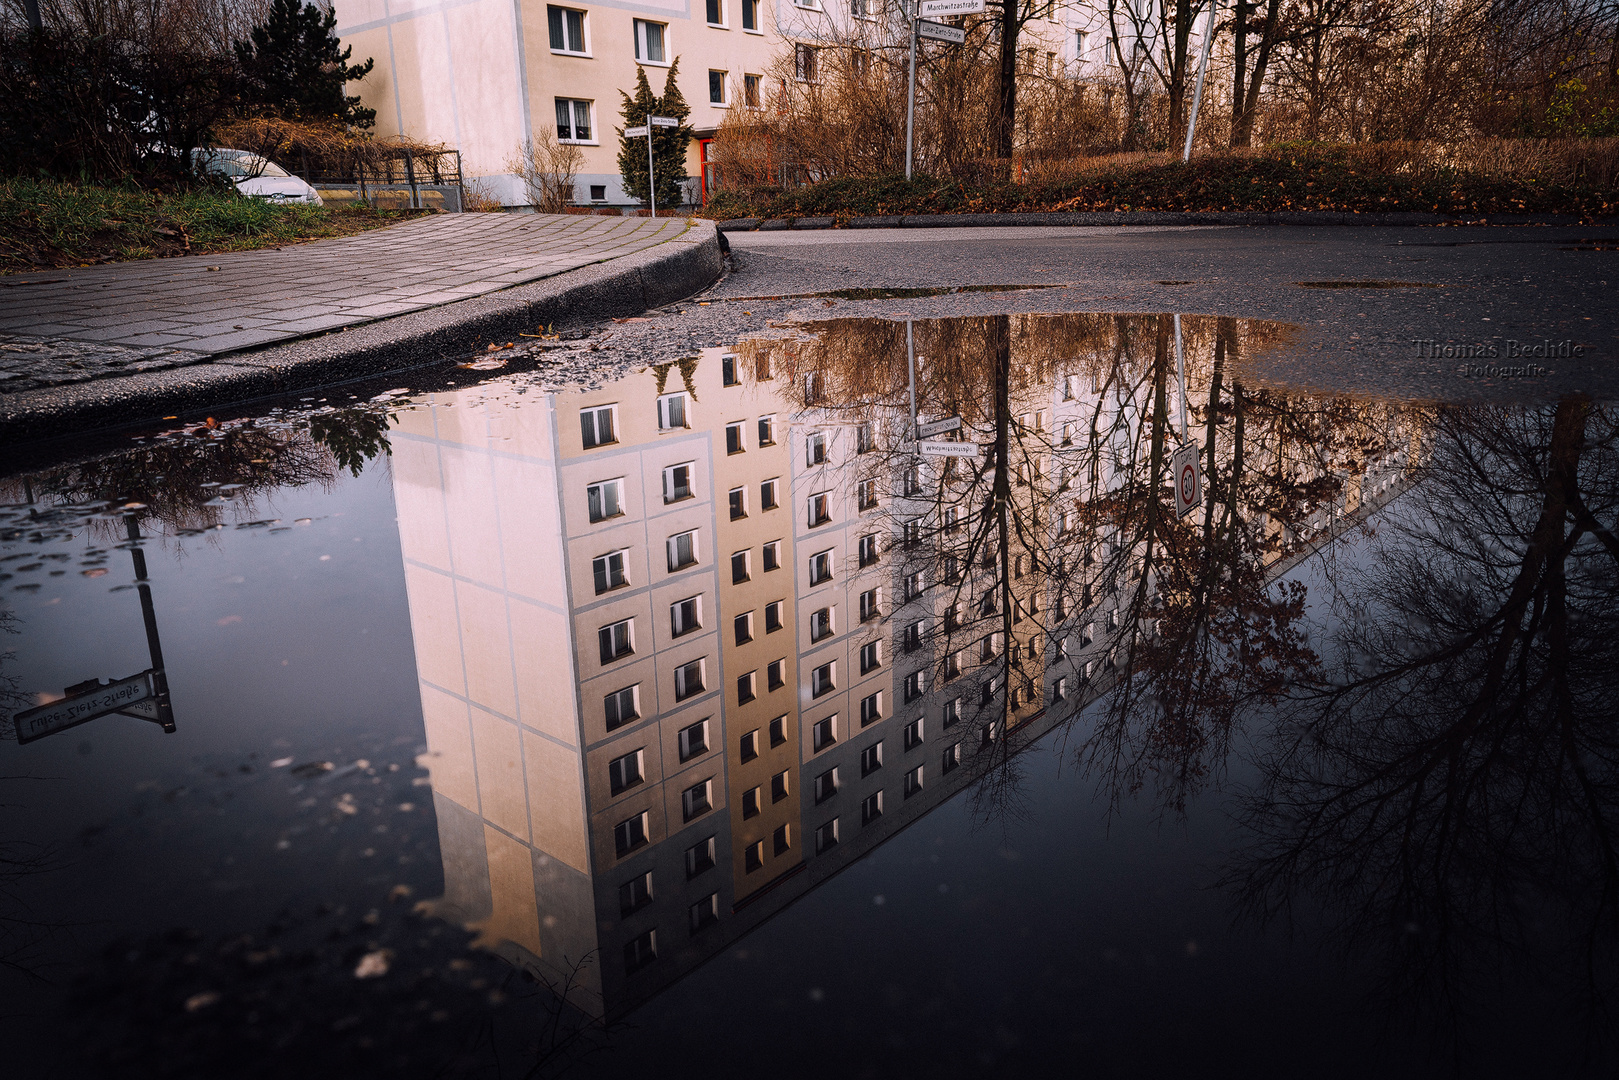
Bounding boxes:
[461,181,506,213]
[506,131,584,212]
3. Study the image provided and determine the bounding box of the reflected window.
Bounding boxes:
[763,539,781,570]
[729,486,747,520]
[740,728,759,762]
[671,595,702,636]
[903,620,923,653]
[903,764,923,798]
[773,823,791,855]
[767,659,785,690]
[667,530,699,571]
[856,421,875,454]
[1052,676,1068,702]
[674,658,705,700]
[807,431,826,466]
[943,742,961,772]
[812,714,837,751]
[859,641,881,674]
[744,839,764,872]
[721,354,739,385]
[742,785,761,818]
[860,790,883,825]
[681,778,713,820]
[857,478,877,511]
[771,770,789,802]
[815,818,838,852]
[580,403,616,448]
[814,767,839,803]
[614,811,649,856]
[608,748,645,794]
[903,717,923,751]
[809,549,833,586]
[657,391,688,429]
[587,478,625,522]
[810,606,834,642]
[765,600,784,633]
[737,671,757,704]
[599,618,634,663]
[726,422,745,455]
[761,478,779,510]
[859,741,882,777]
[663,461,695,503]
[860,588,881,622]
[858,532,880,566]
[808,492,831,527]
[731,549,751,583]
[618,871,652,915]
[904,670,928,702]
[812,662,836,697]
[624,929,657,972]
[678,718,709,761]
[758,415,776,445]
[942,697,961,727]
[859,690,882,726]
[769,714,788,747]
[735,611,754,645]
[605,685,639,729]
[690,893,720,932]
[593,549,629,593]
[685,836,716,877]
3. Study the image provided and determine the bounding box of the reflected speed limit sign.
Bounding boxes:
[1172,441,1202,517]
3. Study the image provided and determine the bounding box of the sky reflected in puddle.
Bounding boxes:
[1,312,1615,1078]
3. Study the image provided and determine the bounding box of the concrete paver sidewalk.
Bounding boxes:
[0,213,692,394]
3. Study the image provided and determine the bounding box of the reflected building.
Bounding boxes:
[389,316,1426,1018]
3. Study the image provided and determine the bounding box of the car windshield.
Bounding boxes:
[200,152,290,178]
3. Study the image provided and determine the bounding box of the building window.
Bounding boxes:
[721,354,738,386]
[858,533,880,567]
[764,600,784,633]
[815,818,839,852]
[808,492,831,527]
[548,5,588,52]
[903,669,928,702]
[763,539,781,570]
[806,432,826,466]
[903,716,924,751]
[742,785,761,818]
[725,421,745,454]
[685,835,716,877]
[676,718,708,761]
[859,588,881,622]
[657,391,688,430]
[757,415,775,445]
[903,620,923,653]
[734,611,754,645]
[740,728,759,762]
[771,769,790,802]
[729,486,747,520]
[681,778,713,820]
[670,660,704,702]
[859,690,882,726]
[690,892,720,932]
[903,464,921,497]
[593,549,629,593]
[812,662,836,697]
[1052,676,1068,702]
[744,72,761,105]
[814,766,839,803]
[803,371,823,402]
[810,549,833,585]
[624,929,657,972]
[945,650,962,680]
[859,741,882,777]
[744,839,764,872]
[857,478,877,511]
[761,479,779,511]
[794,42,818,81]
[670,595,702,636]
[709,69,727,105]
[634,18,668,63]
[599,618,634,664]
[614,811,649,855]
[943,697,961,727]
[737,671,757,704]
[619,871,652,915]
[586,478,624,523]
[667,529,698,571]
[608,748,644,795]
[770,714,788,746]
[605,685,639,729]
[859,641,881,675]
[555,98,593,142]
[903,570,924,603]
[812,714,837,751]
[860,790,883,825]
[731,549,751,583]
[943,742,961,772]
[856,421,875,453]
[773,823,791,855]
[580,403,616,448]
[903,519,921,548]
[903,764,924,798]
[810,606,834,642]
[767,659,785,690]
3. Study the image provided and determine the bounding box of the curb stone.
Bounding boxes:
[715,209,1607,231]
[0,219,724,447]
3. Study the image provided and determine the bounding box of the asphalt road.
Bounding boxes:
[714,224,1619,403]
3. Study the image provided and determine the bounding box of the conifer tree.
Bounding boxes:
[236,0,376,127]
[616,60,695,210]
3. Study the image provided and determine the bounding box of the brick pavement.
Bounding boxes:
[0,212,692,394]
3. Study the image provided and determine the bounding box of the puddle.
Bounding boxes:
[1293,280,1443,288]
[1,313,1614,1077]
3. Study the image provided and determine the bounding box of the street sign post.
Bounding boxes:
[920,0,984,14]
[1173,441,1202,518]
[917,416,963,438]
[630,117,680,218]
[13,671,156,744]
[917,19,966,43]
[920,440,981,458]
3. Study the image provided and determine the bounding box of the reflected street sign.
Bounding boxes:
[625,125,650,137]
[918,19,967,43]
[14,671,156,744]
[920,440,981,457]
[917,416,963,438]
[1173,441,1203,517]
[920,0,984,14]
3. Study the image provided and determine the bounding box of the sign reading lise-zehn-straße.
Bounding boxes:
[12,671,156,744]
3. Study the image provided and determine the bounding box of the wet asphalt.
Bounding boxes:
[705,224,1619,403]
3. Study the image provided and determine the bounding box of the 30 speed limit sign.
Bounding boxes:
[1172,441,1202,517]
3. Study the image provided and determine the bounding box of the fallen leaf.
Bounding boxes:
[353,950,392,979]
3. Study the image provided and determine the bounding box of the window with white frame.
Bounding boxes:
[812,661,836,697]
[807,431,826,466]
[729,486,747,520]
[942,696,961,727]
[742,0,759,30]
[725,421,744,454]
[943,742,961,772]
[808,491,831,527]
[1052,675,1069,702]
[619,871,652,914]
[706,0,724,24]
[681,777,712,820]
[605,684,639,729]
[709,70,727,105]
[608,748,644,794]
[859,587,881,622]
[555,98,593,142]
[812,714,837,751]
[586,478,624,522]
[859,641,882,674]
[663,461,695,503]
[674,658,705,700]
[580,403,616,448]
[689,892,720,932]
[667,529,699,571]
[856,421,875,453]
[685,835,716,877]
[904,669,928,702]
[810,549,833,585]
[593,549,629,593]
[614,811,649,855]
[859,741,882,776]
[814,766,840,803]
[860,790,883,825]
[815,817,839,852]
[903,716,923,750]
[763,538,782,569]
[657,391,688,430]
[548,5,588,52]
[634,19,668,63]
[810,606,834,642]
[670,595,702,637]
[599,618,634,663]
[757,414,775,445]
[679,718,709,760]
[903,764,923,798]
[859,690,882,725]
[858,532,880,566]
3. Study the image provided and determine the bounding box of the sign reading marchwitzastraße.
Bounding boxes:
[919,0,985,14]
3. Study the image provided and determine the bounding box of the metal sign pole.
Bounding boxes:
[1174,313,1188,443]
[125,517,175,732]
[905,7,919,180]
[647,124,657,218]
[907,319,918,435]
[1182,0,1218,162]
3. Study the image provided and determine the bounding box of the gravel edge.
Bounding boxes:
[715,210,1614,231]
[0,219,724,447]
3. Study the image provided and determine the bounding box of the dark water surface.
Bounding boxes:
[2,313,1615,1078]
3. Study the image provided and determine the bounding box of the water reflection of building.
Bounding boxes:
[389,317,1425,1019]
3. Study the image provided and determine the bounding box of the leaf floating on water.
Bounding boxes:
[269,757,293,768]
[353,950,391,979]
[290,761,333,779]
[184,990,221,1013]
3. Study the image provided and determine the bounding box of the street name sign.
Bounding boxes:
[917,416,963,438]
[649,116,679,127]
[920,440,981,458]
[1172,441,1202,517]
[624,125,650,137]
[920,0,984,14]
[13,671,155,744]
[918,19,967,43]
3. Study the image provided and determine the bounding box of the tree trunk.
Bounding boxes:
[1233,0,1281,146]
[1167,0,1194,151]
[996,0,1020,171]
